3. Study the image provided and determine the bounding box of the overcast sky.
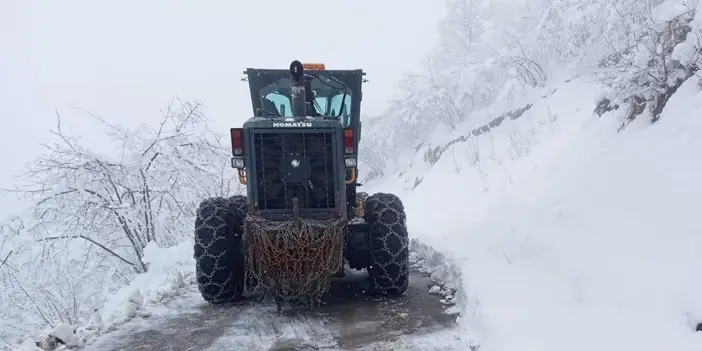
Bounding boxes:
[0,0,446,217]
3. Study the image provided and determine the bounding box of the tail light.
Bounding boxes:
[343,128,354,154]
[230,128,243,155]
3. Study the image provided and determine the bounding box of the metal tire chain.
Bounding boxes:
[242,215,346,309]
[363,192,410,296]
[193,195,248,304]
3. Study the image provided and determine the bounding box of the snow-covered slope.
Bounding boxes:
[365,72,702,350]
[355,1,702,348]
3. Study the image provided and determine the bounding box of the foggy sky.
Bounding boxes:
[0,0,446,217]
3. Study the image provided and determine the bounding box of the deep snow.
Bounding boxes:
[366,72,702,351]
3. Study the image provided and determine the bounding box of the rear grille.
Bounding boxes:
[251,130,337,211]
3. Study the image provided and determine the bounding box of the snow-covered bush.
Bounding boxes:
[0,99,240,342]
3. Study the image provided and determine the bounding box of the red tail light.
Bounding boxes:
[230,128,243,155]
[343,128,354,154]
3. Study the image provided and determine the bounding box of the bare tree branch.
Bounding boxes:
[36,235,136,269]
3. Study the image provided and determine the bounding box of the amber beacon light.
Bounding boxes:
[302,63,326,70]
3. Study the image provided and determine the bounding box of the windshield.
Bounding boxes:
[259,78,353,127]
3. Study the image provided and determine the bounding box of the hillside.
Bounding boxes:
[366,74,702,350]
[357,0,702,349]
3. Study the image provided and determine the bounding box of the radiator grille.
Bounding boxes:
[252,130,337,211]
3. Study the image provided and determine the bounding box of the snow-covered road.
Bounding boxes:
[80,266,464,351]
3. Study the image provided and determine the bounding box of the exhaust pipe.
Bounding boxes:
[289,60,307,119]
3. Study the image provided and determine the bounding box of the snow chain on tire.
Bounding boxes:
[193,195,248,304]
[363,192,410,297]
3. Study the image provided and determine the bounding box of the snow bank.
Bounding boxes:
[368,73,702,351]
[5,240,195,350]
[98,240,195,326]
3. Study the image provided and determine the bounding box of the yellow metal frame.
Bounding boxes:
[345,167,356,184]
[238,169,247,185]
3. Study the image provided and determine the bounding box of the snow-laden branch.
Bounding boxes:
[7,99,238,272]
[0,98,244,339]
[362,0,701,179]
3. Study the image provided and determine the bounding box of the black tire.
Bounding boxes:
[193,195,247,304]
[363,192,409,297]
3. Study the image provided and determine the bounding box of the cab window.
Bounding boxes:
[330,92,352,127]
[263,92,291,117]
[258,79,354,127]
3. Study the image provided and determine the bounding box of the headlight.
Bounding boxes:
[231,157,245,169]
[344,157,357,168]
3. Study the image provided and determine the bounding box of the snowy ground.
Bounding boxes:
[8,240,471,351]
[368,72,702,351]
[81,270,460,351]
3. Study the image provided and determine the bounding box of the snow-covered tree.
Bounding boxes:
[593,1,701,128]
[10,99,238,272]
[361,0,702,181]
[0,99,241,340]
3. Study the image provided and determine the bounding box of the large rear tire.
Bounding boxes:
[363,192,409,297]
[193,195,247,304]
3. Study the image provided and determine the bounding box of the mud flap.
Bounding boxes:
[346,219,371,270]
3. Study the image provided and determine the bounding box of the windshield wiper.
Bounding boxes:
[307,72,348,119]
